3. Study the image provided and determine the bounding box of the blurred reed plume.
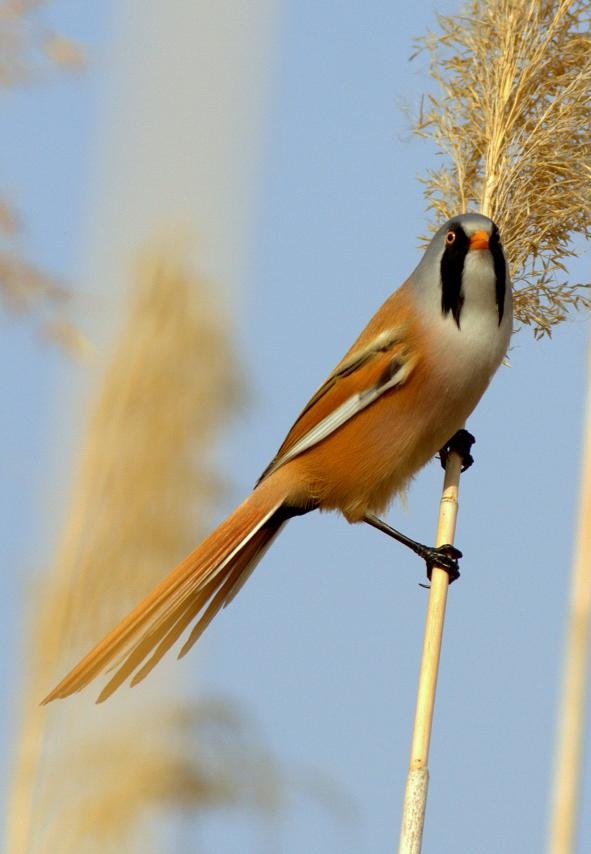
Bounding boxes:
[6,239,282,853]
[414,0,591,337]
[0,0,84,86]
[0,0,83,348]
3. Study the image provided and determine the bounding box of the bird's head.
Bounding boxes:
[413,213,510,330]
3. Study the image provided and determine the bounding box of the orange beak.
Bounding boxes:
[469,230,490,251]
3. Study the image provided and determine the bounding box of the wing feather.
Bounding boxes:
[259,325,416,481]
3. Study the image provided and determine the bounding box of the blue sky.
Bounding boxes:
[2,2,590,852]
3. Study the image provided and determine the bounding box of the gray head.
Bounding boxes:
[412,213,510,329]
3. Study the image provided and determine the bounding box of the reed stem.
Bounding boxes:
[547,339,591,854]
[398,446,464,852]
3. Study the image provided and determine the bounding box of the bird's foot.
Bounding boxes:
[438,429,475,473]
[362,514,462,586]
[416,543,462,586]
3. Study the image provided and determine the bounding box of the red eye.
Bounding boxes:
[445,231,456,245]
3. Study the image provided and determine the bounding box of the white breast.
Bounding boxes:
[420,249,512,398]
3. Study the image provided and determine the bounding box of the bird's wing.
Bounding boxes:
[258,324,417,482]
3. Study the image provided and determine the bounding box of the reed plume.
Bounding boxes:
[400,2,591,850]
[0,1,83,348]
[414,0,591,337]
[0,0,83,85]
[6,239,280,853]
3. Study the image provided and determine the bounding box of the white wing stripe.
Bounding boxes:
[266,359,412,475]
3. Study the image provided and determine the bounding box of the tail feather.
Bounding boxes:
[42,481,288,704]
[96,580,218,702]
[128,593,213,688]
[178,519,285,658]
[124,519,287,697]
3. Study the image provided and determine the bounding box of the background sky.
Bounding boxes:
[2,2,590,853]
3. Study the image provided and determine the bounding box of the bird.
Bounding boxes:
[42,212,512,704]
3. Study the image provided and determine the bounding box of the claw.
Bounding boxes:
[439,429,475,472]
[419,543,462,584]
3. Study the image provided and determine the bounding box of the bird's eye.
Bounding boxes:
[445,230,456,245]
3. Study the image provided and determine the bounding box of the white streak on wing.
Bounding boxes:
[266,359,413,476]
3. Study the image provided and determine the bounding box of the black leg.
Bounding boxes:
[438,428,475,473]
[363,513,462,583]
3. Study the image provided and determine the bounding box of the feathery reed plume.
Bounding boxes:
[0,0,83,86]
[0,2,83,346]
[40,702,282,852]
[400,3,591,850]
[414,0,591,337]
[6,238,281,853]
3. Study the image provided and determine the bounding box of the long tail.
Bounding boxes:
[42,477,290,704]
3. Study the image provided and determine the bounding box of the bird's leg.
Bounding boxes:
[363,513,462,583]
[438,428,475,473]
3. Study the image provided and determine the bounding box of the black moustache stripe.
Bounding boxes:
[440,227,469,328]
[490,235,506,325]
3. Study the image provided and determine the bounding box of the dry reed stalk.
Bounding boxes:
[400,2,591,850]
[547,341,591,854]
[6,239,278,853]
[399,450,464,854]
